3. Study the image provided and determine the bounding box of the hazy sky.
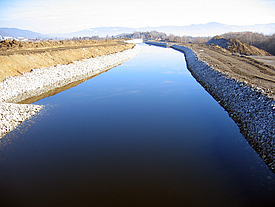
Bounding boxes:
[1,0,275,34]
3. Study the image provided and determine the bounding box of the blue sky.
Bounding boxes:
[1,0,275,34]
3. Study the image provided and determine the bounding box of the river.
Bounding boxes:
[0,44,275,206]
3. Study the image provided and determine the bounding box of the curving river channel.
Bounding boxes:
[1,44,275,206]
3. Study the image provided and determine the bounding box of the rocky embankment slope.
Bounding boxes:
[0,43,141,138]
[0,39,134,82]
[146,41,275,172]
[171,44,275,173]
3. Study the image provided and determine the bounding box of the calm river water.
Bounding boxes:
[1,44,275,206]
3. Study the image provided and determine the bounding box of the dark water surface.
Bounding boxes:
[1,44,275,206]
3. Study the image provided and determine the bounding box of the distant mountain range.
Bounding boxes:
[0,28,50,39]
[54,22,275,38]
[148,22,275,36]
[1,22,275,39]
[52,27,136,39]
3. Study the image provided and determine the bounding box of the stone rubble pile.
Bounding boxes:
[0,103,42,137]
[0,45,141,138]
[171,44,275,172]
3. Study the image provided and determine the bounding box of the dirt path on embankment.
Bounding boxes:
[0,39,134,82]
[184,43,275,99]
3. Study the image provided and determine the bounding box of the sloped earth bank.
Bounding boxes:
[0,41,134,82]
[171,44,275,173]
[205,36,271,56]
[0,45,141,138]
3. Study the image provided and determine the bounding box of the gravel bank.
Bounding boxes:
[0,45,141,138]
[171,44,275,172]
[145,41,169,47]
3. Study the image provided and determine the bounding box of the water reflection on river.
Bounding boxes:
[1,44,275,206]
